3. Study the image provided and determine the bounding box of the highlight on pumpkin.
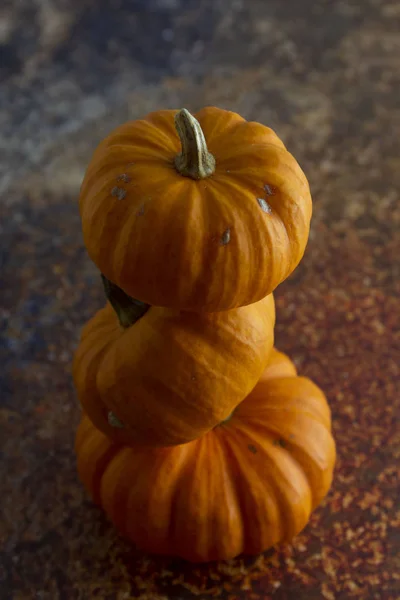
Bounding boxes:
[75,349,336,563]
[79,106,312,312]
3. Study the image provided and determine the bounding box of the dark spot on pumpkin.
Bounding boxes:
[257,198,272,213]
[273,438,287,448]
[117,173,131,183]
[220,227,231,245]
[248,444,257,454]
[264,184,276,196]
[191,375,196,381]
[108,411,124,428]
[137,204,145,216]
[111,186,126,200]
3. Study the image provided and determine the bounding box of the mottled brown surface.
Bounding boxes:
[1,0,399,598]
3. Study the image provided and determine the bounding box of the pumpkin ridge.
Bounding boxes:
[76,421,121,506]
[220,425,284,551]
[261,348,298,379]
[74,415,92,454]
[241,409,330,429]
[80,157,134,200]
[230,119,287,149]
[99,446,140,535]
[221,143,309,190]
[204,432,244,560]
[73,318,120,437]
[215,428,254,553]
[120,118,178,153]
[94,143,173,164]
[195,107,244,148]
[145,109,181,140]
[208,174,282,307]
[204,175,292,300]
[239,423,312,541]
[241,377,332,428]
[80,172,125,222]
[125,443,196,554]
[81,191,132,277]
[131,374,217,444]
[90,443,122,506]
[78,304,118,339]
[114,177,199,307]
[236,418,335,507]
[164,442,199,552]
[81,143,172,199]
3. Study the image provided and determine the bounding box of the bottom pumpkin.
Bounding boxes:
[75,349,336,562]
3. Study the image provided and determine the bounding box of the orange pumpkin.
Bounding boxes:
[75,349,336,562]
[73,277,275,447]
[79,107,312,312]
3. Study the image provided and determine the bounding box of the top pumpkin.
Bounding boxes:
[79,107,312,312]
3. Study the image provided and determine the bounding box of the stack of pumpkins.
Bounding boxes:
[73,107,336,562]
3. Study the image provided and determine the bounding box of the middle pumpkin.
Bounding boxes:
[73,278,275,447]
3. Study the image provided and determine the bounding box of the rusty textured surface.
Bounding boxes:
[1,0,399,598]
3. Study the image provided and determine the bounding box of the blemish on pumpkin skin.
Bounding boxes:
[273,438,287,448]
[116,173,131,183]
[264,184,276,196]
[257,198,272,213]
[111,186,126,200]
[248,444,257,454]
[137,204,145,216]
[108,411,124,428]
[220,228,231,245]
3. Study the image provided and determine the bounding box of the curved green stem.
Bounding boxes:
[174,108,216,180]
[101,275,150,328]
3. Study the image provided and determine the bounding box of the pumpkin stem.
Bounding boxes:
[101,275,150,328]
[174,108,216,179]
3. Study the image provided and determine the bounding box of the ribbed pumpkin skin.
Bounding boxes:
[73,294,275,447]
[75,349,336,562]
[79,107,312,312]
